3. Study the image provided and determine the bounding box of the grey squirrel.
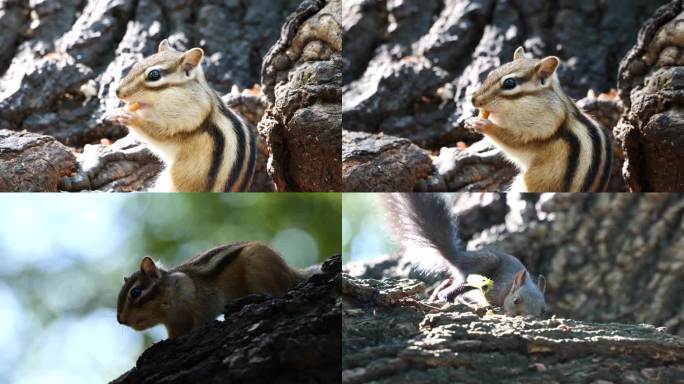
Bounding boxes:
[386,193,548,317]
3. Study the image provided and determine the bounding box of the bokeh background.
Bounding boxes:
[0,193,340,383]
[342,194,393,264]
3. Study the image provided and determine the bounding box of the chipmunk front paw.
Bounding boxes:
[107,108,141,127]
[464,117,492,133]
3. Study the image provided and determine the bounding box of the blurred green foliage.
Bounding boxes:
[342,193,395,264]
[121,193,340,267]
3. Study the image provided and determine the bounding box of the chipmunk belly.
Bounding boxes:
[126,127,181,165]
[165,133,213,192]
[485,134,534,171]
[484,113,535,170]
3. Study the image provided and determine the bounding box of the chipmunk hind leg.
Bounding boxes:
[241,244,300,296]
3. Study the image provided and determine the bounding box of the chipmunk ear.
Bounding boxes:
[513,46,526,60]
[180,48,204,75]
[536,56,559,80]
[512,270,527,290]
[158,39,171,53]
[537,274,546,293]
[140,256,161,279]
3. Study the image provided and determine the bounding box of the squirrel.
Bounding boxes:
[386,193,548,317]
[109,39,256,192]
[116,242,311,339]
[464,47,612,192]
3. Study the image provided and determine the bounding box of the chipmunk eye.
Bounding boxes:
[502,77,517,90]
[130,286,142,299]
[146,69,161,82]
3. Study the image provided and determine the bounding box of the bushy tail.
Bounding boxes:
[385,193,466,276]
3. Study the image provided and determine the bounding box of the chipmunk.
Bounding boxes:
[110,39,256,192]
[465,47,612,192]
[116,242,311,339]
[387,193,548,316]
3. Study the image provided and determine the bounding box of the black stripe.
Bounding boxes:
[183,241,249,267]
[192,245,232,266]
[575,108,602,192]
[244,124,257,191]
[117,272,139,313]
[558,120,580,191]
[203,120,225,192]
[218,102,247,192]
[598,128,613,191]
[198,245,246,278]
[136,280,161,306]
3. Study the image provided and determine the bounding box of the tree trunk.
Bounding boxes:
[260,0,342,191]
[616,0,684,191]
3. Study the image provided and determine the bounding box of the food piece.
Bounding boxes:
[127,102,140,112]
[479,110,490,119]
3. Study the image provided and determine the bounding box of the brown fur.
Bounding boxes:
[112,39,255,192]
[466,47,612,192]
[116,242,309,339]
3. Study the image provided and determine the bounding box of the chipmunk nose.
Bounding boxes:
[115,86,122,99]
[117,314,127,325]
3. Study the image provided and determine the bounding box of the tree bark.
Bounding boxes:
[616,0,684,191]
[0,129,76,191]
[260,0,342,191]
[342,273,684,384]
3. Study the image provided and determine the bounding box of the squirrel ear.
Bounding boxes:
[537,274,546,293]
[140,256,160,278]
[535,56,559,80]
[513,270,527,289]
[180,48,204,74]
[158,39,171,53]
[513,46,526,60]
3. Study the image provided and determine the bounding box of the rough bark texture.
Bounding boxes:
[345,194,684,336]
[59,135,162,192]
[342,130,432,192]
[0,129,76,191]
[111,254,341,384]
[342,274,684,384]
[260,0,342,191]
[616,0,684,192]
[0,0,338,191]
[342,0,669,191]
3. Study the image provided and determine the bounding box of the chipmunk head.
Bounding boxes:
[115,39,213,132]
[117,257,170,331]
[471,47,567,141]
[503,270,548,317]
[471,47,561,110]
